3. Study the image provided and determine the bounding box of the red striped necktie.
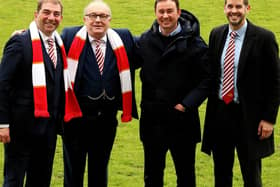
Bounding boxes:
[47,38,57,68]
[222,31,237,104]
[95,39,104,75]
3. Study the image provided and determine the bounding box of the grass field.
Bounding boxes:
[0,0,280,186]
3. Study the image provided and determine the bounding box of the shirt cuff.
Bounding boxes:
[0,124,9,128]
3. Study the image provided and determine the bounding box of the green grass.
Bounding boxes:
[0,0,280,186]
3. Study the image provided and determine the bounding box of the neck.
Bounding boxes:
[159,25,177,36]
[230,20,246,31]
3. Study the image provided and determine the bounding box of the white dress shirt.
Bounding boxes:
[88,34,107,57]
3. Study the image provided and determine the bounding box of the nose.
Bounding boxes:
[95,15,101,21]
[231,7,238,13]
[162,12,169,18]
[48,13,56,20]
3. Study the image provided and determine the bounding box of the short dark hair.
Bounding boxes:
[225,0,248,6]
[154,0,180,11]
[37,0,63,13]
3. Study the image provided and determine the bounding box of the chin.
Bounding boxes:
[45,26,56,31]
[45,29,55,33]
[94,31,104,35]
[231,20,242,27]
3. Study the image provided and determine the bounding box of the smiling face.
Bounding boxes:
[83,1,112,39]
[224,0,250,30]
[155,0,181,36]
[34,1,63,36]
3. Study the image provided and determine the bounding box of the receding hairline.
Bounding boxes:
[84,1,112,16]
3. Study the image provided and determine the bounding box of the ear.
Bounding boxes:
[246,5,251,11]
[34,11,38,19]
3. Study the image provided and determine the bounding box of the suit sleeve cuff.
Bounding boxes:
[0,124,9,128]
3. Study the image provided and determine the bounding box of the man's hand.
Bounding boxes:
[174,104,186,112]
[258,120,274,140]
[11,29,25,37]
[0,128,10,143]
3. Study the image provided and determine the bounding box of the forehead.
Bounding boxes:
[156,0,177,10]
[40,2,62,11]
[86,3,110,14]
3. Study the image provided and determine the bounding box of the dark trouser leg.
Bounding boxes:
[237,147,262,187]
[3,138,29,187]
[63,119,87,187]
[211,101,244,187]
[167,108,199,187]
[170,142,196,187]
[25,135,57,187]
[212,143,235,187]
[4,121,57,187]
[140,109,168,187]
[142,141,168,187]
[87,116,117,187]
[63,143,87,187]
[25,120,57,187]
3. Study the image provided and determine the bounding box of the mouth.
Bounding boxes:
[161,20,170,25]
[230,14,240,20]
[45,22,56,28]
[93,25,104,29]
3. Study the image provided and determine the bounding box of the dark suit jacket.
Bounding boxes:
[0,30,65,138]
[61,26,138,119]
[135,21,209,143]
[202,20,280,159]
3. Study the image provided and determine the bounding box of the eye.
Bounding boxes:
[227,5,233,9]
[166,9,174,14]
[100,14,108,19]
[236,5,243,9]
[42,10,51,15]
[158,10,165,14]
[53,11,61,17]
[88,14,97,18]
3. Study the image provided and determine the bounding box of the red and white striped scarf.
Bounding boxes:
[67,26,132,122]
[29,21,82,122]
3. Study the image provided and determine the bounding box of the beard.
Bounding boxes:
[227,14,245,28]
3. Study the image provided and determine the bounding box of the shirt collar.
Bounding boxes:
[38,30,55,42]
[88,34,107,44]
[159,22,182,37]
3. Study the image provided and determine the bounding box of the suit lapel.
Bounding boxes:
[103,41,114,76]
[74,39,101,90]
[213,25,228,78]
[55,43,63,77]
[41,40,55,80]
[237,21,256,81]
[87,41,102,77]
[217,27,228,64]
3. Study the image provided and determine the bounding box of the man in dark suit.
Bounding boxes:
[0,0,82,186]
[135,0,209,186]
[61,1,138,187]
[202,0,280,186]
